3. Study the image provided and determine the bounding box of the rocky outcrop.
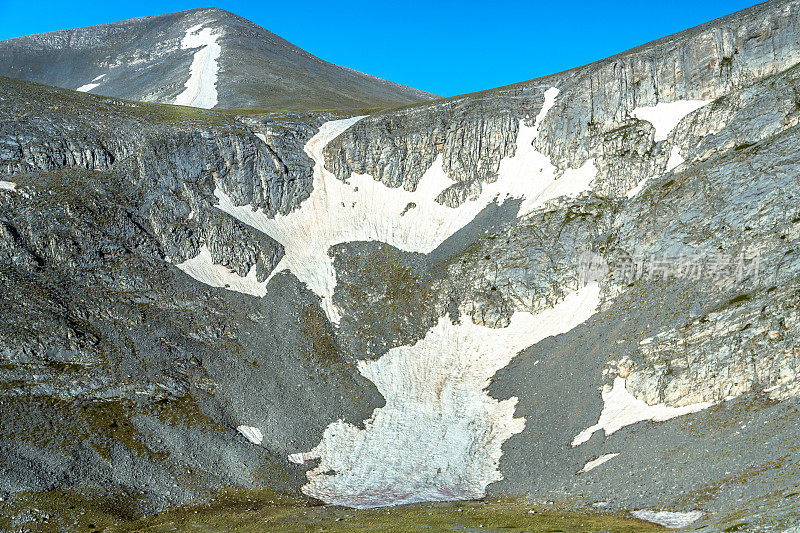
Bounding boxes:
[324,0,800,203]
[0,77,328,277]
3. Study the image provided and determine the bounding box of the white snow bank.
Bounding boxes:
[236,425,263,445]
[631,509,703,529]
[626,178,648,199]
[626,145,686,199]
[632,100,712,142]
[288,283,601,508]
[572,377,713,446]
[76,74,106,92]
[665,145,685,172]
[174,24,221,109]
[175,245,267,297]
[0,181,17,191]
[216,86,596,322]
[578,452,619,473]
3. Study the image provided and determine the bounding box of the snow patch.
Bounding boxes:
[175,245,266,297]
[627,145,685,198]
[631,509,703,529]
[665,145,685,172]
[632,100,712,142]
[578,452,619,473]
[0,181,17,191]
[215,87,596,322]
[288,283,601,508]
[625,178,647,199]
[174,24,221,109]
[76,74,106,92]
[236,425,263,445]
[572,377,713,447]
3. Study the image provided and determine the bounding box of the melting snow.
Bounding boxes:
[627,145,686,199]
[631,509,703,529]
[627,99,709,198]
[0,181,17,191]
[175,245,267,296]
[76,74,106,92]
[174,24,221,109]
[626,178,648,199]
[215,86,596,322]
[578,452,619,473]
[288,283,601,508]
[665,145,685,172]
[572,376,713,447]
[236,425,263,445]
[632,99,712,142]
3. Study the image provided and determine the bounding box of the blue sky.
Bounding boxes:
[0,0,759,96]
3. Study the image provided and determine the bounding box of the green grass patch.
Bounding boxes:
[1,488,666,532]
[116,493,663,533]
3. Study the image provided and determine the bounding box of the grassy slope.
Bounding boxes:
[0,488,664,532]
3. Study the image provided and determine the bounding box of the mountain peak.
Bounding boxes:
[0,9,438,110]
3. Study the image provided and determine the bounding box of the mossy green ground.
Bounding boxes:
[1,489,665,532]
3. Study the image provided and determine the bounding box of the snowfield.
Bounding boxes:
[174,24,221,109]
[215,86,597,320]
[626,98,706,199]
[289,283,601,508]
[631,99,712,141]
[175,245,267,297]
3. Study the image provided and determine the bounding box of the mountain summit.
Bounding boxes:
[0,7,438,110]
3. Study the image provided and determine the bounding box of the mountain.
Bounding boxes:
[0,7,437,110]
[3,0,800,531]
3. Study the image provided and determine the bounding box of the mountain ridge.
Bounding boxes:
[0,7,438,110]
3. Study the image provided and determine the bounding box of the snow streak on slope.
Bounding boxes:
[496,88,597,217]
[215,87,597,321]
[632,100,712,141]
[175,245,267,296]
[76,74,106,92]
[288,283,601,508]
[578,453,619,473]
[174,24,221,109]
[571,377,713,447]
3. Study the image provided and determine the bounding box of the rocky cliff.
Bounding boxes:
[2,1,800,531]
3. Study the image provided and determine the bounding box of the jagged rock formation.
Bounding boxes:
[0,8,438,110]
[2,1,800,531]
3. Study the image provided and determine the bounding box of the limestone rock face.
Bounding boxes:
[3,2,800,530]
[325,0,800,200]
